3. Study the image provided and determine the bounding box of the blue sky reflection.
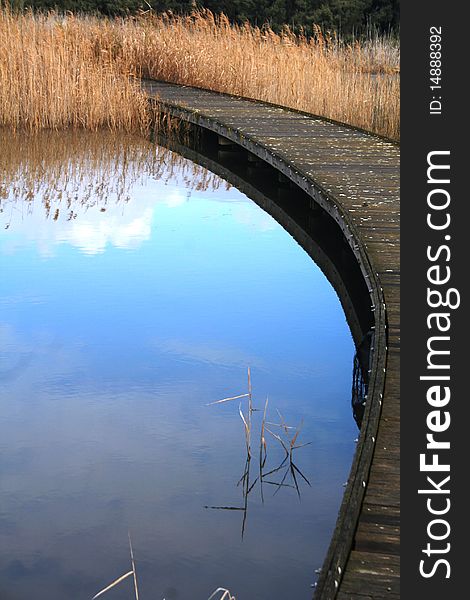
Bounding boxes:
[0,136,356,600]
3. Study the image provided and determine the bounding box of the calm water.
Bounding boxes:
[0,132,356,600]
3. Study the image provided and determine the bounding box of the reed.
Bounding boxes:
[264,414,312,497]
[92,533,139,600]
[91,533,235,600]
[0,7,399,139]
[134,10,400,139]
[208,588,236,600]
[0,7,149,132]
[207,368,311,536]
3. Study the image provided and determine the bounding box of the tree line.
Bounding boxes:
[10,1,400,35]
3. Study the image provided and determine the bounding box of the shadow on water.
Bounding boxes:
[153,124,374,428]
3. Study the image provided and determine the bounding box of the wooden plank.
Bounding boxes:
[355,521,400,555]
[341,551,400,596]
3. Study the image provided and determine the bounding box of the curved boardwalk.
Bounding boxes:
[143,80,400,600]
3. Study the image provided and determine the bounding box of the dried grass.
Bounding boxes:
[0,7,399,139]
[92,533,139,600]
[207,369,311,535]
[134,11,400,139]
[208,588,236,600]
[0,8,151,132]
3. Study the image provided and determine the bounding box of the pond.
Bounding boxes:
[0,131,358,600]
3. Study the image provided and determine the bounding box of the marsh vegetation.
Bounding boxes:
[0,7,399,138]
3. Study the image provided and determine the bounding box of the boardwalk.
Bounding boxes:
[143,80,400,600]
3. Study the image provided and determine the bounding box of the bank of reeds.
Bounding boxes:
[133,10,400,139]
[0,7,399,139]
[0,8,150,132]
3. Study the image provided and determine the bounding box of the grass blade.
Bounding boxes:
[265,427,289,455]
[239,402,251,458]
[128,532,139,600]
[204,505,245,511]
[92,571,133,599]
[292,462,312,486]
[208,588,236,600]
[206,393,249,406]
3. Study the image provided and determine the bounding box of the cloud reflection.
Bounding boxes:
[0,131,274,256]
[56,207,155,255]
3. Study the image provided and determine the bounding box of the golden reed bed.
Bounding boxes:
[0,8,399,139]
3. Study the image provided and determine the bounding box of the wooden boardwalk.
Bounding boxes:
[143,80,400,600]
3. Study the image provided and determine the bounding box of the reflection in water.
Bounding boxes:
[160,130,375,428]
[0,129,224,200]
[205,370,311,538]
[0,130,226,253]
[0,131,357,600]
[0,130,231,257]
[351,331,373,427]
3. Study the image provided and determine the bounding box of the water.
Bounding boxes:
[0,131,357,600]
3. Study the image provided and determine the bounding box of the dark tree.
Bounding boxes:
[21,0,400,34]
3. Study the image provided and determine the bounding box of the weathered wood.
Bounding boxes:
[340,551,400,596]
[142,80,400,600]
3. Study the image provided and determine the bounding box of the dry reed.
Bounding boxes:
[208,588,236,600]
[133,11,400,139]
[92,533,139,600]
[207,369,311,536]
[91,532,235,600]
[1,7,399,139]
[0,7,150,132]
